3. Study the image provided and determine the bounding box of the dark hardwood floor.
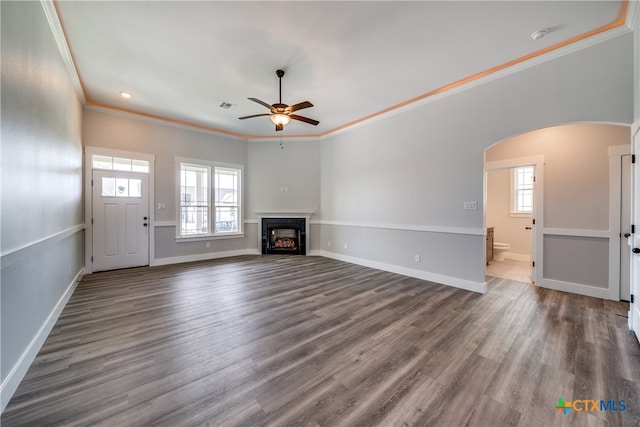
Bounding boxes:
[3,255,639,426]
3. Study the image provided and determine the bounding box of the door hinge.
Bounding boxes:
[91,218,94,225]
[91,256,94,262]
[532,219,536,225]
[91,179,94,186]
[632,224,635,234]
[631,294,634,304]
[633,155,636,164]
[532,261,536,267]
[533,176,536,182]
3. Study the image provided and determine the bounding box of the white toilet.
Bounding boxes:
[493,242,510,262]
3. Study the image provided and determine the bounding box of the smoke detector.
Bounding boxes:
[531,29,549,40]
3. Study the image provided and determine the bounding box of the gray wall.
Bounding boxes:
[318,33,633,289]
[1,0,84,409]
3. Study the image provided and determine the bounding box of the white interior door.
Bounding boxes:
[621,154,632,301]
[530,165,536,283]
[92,170,149,272]
[630,131,640,342]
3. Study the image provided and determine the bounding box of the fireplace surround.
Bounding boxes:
[261,217,306,255]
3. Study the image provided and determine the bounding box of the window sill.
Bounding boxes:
[176,233,244,243]
[509,212,532,218]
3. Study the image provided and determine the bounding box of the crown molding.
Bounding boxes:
[627,0,640,32]
[40,0,85,103]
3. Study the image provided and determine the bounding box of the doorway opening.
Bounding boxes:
[485,159,541,284]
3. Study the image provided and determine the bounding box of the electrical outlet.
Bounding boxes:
[206,242,211,248]
[463,201,478,210]
[414,254,421,263]
[327,240,332,247]
[344,243,348,250]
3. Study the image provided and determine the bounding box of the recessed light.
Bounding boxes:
[531,29,549,40]
[119,91,132,99]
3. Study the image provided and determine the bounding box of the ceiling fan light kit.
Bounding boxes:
[239,69,319,132]
[270,113,290,126]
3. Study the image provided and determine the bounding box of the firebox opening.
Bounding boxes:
[261,218,306,255]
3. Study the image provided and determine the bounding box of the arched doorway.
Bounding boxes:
[484,123,631,300]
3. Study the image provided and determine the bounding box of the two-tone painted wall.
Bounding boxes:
[1,1,84,410]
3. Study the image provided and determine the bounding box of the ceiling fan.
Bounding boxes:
[239,69,319,131]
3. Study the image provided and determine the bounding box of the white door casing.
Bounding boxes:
[621,154,632,301]
[530,166,536,283]
[485,156,544,285]
[631,128,640,342]
[92,170,149,272]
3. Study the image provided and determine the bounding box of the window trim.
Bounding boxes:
[509,165,534,217]
[176,157,244,240]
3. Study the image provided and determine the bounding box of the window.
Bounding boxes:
[92,155,149,173]
[214,167,240,233]
[511,166,534,215]
[180,163,209,235]
[101,177,142,198]
[178,160,243,238]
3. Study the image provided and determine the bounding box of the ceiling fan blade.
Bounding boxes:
[275,124,284,132]
[238,113,271,120]
[290,114,319,126]
[248,97,275,111]
[289,101,313,112]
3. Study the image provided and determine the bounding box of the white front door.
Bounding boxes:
[630,130,640,343]
[92,170,149,272]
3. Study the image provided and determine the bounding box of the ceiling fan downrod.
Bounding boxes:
[276,69,285,105]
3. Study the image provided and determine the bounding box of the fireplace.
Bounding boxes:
[261,218,306,255]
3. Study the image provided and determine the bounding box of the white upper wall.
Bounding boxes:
[246,140,321,217]
[1,2,83,251]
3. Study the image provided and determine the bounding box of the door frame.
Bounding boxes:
[630,121,640,341]
[84,146,155,274]
[484,155,544,285]
[608,144,632,301]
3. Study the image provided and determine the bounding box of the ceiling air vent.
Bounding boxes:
[219,102,235,110]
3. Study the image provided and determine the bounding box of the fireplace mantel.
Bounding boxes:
[255,211,314,218]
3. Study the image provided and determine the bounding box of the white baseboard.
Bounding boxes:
[152,249,260,266]
[1,267,84,413]
[309,250,486,294]
[536,277,611,300]
[504,252,531,262]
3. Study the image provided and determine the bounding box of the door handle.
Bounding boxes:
[633,248,640,254]
[624,233,631,238]
[525,227,532,230]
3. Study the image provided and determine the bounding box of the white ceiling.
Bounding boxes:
[55,1,626,138]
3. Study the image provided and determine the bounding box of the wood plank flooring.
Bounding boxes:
[3,255,640,426]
